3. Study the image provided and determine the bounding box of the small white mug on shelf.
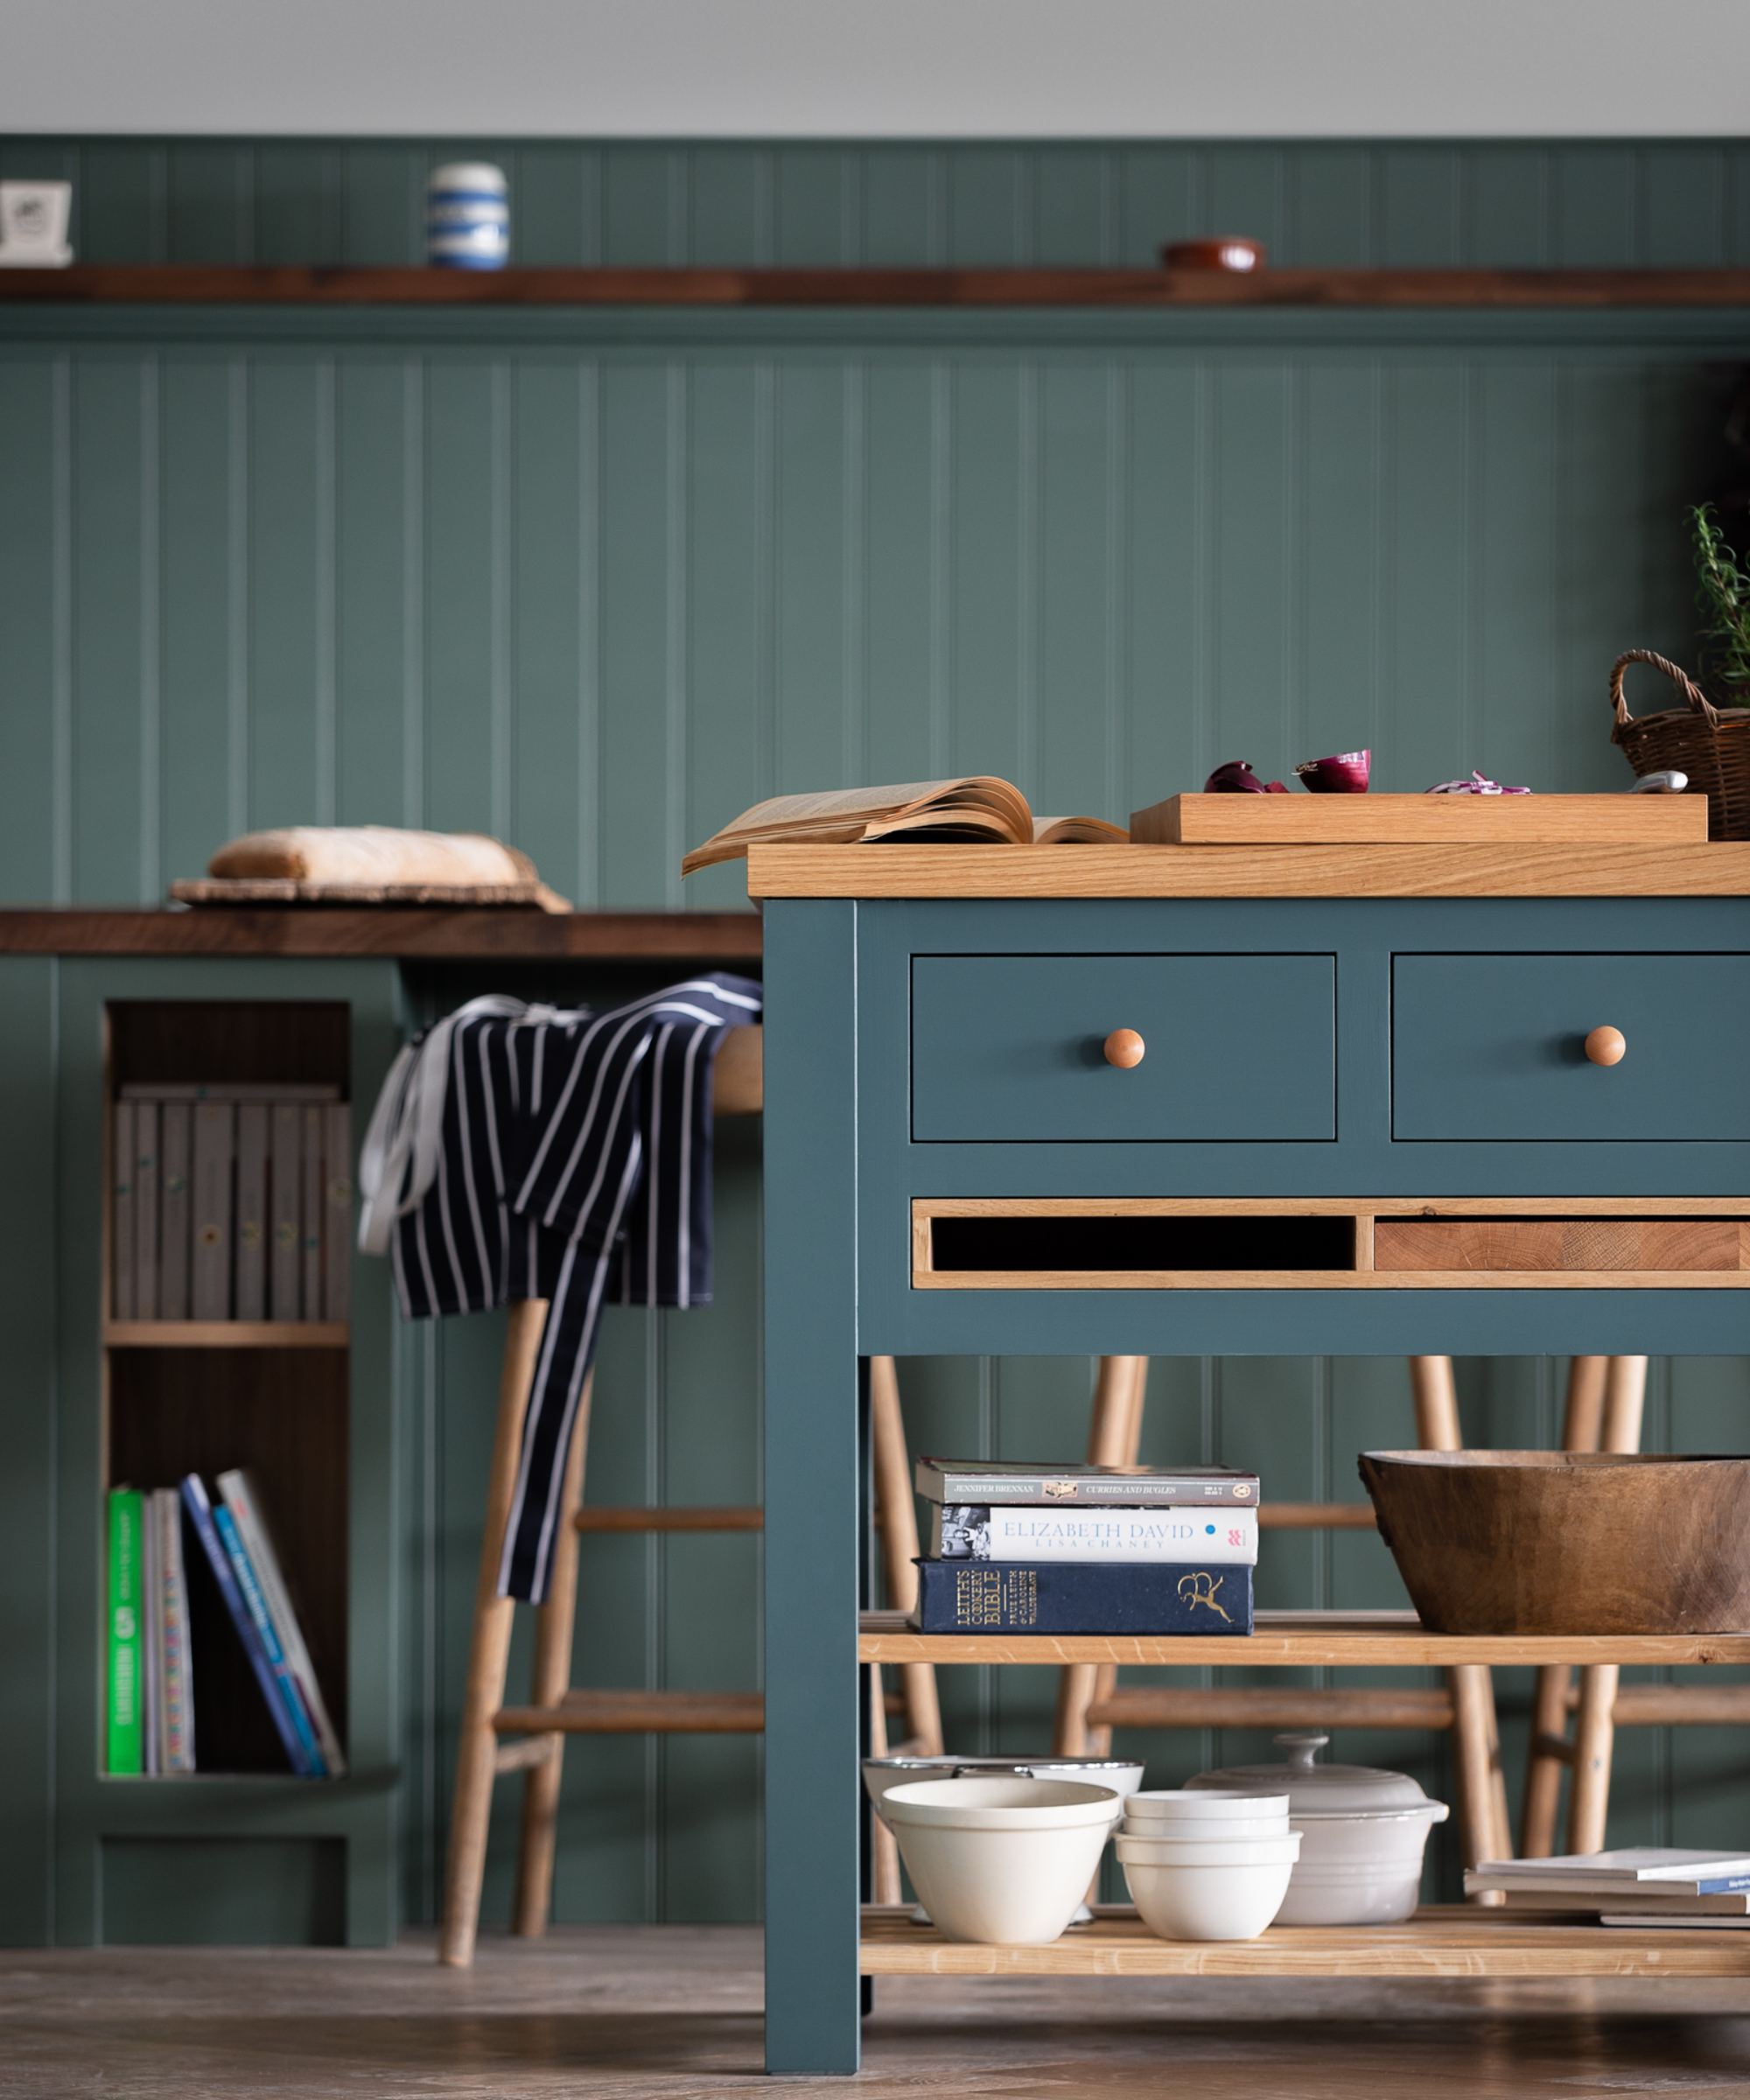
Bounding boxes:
[426,163,508,270]
[0,181,74,268]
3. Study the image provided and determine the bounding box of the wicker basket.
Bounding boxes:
[1610,648,1750,841]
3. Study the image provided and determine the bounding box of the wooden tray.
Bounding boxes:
[1131,793,1708,845]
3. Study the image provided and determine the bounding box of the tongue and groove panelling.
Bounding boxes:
[4,136,1749,1932]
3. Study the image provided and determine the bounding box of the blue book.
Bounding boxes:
[211,1503,327,1777]
[180,1474,314,1776]
[914,1558,1254,1634]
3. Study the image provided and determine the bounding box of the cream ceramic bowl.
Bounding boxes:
[1116,1830,1300,1942]
[863,1756,1142,1826]
[879,1777,1121,1945]
[1124,1790,1290,1824]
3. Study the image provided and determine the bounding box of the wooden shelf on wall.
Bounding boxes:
[105,1321,349,1349]
[3,265,1750,308]
[0,908,762,962]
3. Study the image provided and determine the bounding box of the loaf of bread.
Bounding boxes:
[208,827,538,887]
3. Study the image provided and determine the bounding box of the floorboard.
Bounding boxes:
[4,1927,1750,2096]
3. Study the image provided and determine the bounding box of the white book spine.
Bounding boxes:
[932,1503,1261,1564]
[159,1102,191,1320]
[270,1102,301,1320]
[217,1469,346,1775]
[141,1492,160,1774]
[234,1104,268,1321]
[191,1102,235,1320]
[301,1106,324,1322]
[323,1102,351,1323]
[158,1489,195,1773]
[132,1102,159,1320]
[112,1102,136,1321]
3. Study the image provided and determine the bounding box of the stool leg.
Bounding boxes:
[1568,1662,1620,1854]
[869,1356,942,1755]
[512,1365,594,1937]
[438,1298,550,1968]
[1522,1356,1610,1857]
[1409,1356,1513,1876]
[1054,1358,1147,1760]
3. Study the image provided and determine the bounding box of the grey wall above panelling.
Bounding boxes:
[3,137,1750,270]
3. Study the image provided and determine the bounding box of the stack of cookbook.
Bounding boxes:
[1466,1849,1750,1925]
[908,1457,1260,1634]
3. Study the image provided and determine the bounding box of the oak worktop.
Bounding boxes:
[746,841,1750,899]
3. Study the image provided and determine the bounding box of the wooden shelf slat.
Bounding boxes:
[0,907,761,960]
[494,1690,763,1734]
[5,266,1750,309]
[856,1608,1750,1668]
[574,1506,764,1532]
[858,1904,1750,1977]
[106,1320,348,1349]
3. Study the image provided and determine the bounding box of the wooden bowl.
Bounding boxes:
[1357,1451,1750,1634]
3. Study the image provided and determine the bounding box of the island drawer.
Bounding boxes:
[1392,953,1750,1142]
[910,952,1336,1144]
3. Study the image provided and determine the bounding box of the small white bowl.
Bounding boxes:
[1116,1833,1301,1867]
[1123,1810,1289,1842]
[1124,1790,1290,1822]
[881,1778,1120,1946]
[1116,1829,1301,1942]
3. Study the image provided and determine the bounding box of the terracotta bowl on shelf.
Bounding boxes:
[1160,238,1267,272]
[1357,1450,1750,1634]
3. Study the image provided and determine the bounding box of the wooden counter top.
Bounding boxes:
[746,841,1750,900]
[0,907,763,961]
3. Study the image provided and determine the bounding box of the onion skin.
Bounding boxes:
[1206,761,1290,794]
[1293,750,1371,794]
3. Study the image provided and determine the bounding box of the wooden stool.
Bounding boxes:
[1052,1354,1515,1877]
[1520,1356,1750,1856]
[437,1023,941,1964]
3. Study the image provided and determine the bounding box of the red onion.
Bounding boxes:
[1205,760,1289,794]
[1293,750,1370,794]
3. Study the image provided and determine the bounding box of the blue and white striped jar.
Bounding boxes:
[426,163,509,270]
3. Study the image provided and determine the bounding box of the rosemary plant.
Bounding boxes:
[1688,502,1750,700]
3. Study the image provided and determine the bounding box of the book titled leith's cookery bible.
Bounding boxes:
[682,779,1127,875]
[915,1459,1258,1508]
[913,1558,1254,1634]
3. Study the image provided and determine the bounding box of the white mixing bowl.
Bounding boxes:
[879,1777,1120,1945]
[1116,1829,1301,1942]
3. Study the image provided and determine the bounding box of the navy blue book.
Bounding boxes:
[913,1558,1254,1634]
[180,1474,316,1775]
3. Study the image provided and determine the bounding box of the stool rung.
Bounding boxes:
[494,1690,764,1735]
[1259,1502,1377,1530]
[1090,1687,1455,1731]
[493,1735,560,1775]
[1562,1684,1750,1725]
[575,1506,763,1532]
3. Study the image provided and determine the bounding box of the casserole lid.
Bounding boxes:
[1184,1732,1443,1817]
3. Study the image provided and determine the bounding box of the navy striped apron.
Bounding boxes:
[356,973,762,1600]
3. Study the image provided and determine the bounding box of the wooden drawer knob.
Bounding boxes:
[1585,1026,1627,1067]
[1103,1028,1145,1069]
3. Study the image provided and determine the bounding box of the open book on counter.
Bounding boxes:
[682,778,1127,875]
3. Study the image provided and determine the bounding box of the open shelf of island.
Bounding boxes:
[857,1608,1750,1669]
[859,1905,1750,1978]
[2,265,1750,307]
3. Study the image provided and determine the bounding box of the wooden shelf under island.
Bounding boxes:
[105,1320,350,1348]
[857,1609,1750,1670]
[860,1906,1750,1978]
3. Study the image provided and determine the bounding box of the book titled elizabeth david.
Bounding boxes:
[915,1458,1257,1508]
[914,1559,1254,1634]
[933,1504,1259,1564]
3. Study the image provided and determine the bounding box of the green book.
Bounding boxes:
[107,1488,144,1775]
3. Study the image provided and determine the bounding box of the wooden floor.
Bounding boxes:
[5,1927,1750,2096]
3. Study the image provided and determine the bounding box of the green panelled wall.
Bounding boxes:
[4,137,1750,1936]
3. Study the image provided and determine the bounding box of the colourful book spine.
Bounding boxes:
[211,1503,326,1776]
[141,1494,159,1774]
[179,1474,314,1776]
[106,1488,144,1774]
[156,1488,196,1774]
[217,1468,346,1776]
[912,1558,1255,1635]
